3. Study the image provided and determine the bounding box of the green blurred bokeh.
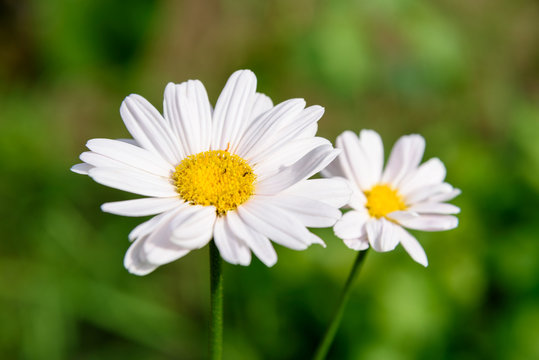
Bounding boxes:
[1,0,538,359]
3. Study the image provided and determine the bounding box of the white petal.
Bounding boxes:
[321,156,345,178]
[249,93,273,120]
[226,211,277,267]
[428,188,461,203]
[321,161,368,210]
[399,158,446,196]
[120,94,182,164]
[237,199,324,250]
[101,197,180,217]
[388,211,459,231]
[170,205,216,249]
[335,131,375,190]
[129,210,172,241]
[283,177,352,208]
[143,209,192,265]
[404,182,454,205]
[348,187,368,210]
[235,99,306,158]
[163,80,212,155]
[381,134,425,186]
[396,227,428,267]
[343,236,370,251]
[71,163,93,174]
[358,130,384,184]
[214,217,252,266]
[408,202,460,215]
[264,193,342,228]
[247,105,325,164]
[254,137,332,181]
[212,70,258,151]
[117,138,138,146]
[282,105,324,139]
[143,242,190,268]
[124,209,190,275]
[303,123,318,138]
[86,138,174,176]
[80,152,133,170]
[124,237,160,275]
[256,145,340,195]
[88,167,177,198]
[334,210,369,239]
[365,218,400,252]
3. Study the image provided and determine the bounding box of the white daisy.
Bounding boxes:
[72,70,351,275]
[324,130,460,267]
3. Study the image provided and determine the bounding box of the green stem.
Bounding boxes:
[209,241,223,360]
[313,249,369,360]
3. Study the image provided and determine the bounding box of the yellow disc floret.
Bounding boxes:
[172,150,256,215]
[364,184,407,219]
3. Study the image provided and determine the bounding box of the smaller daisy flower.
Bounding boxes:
[324,130,460,266]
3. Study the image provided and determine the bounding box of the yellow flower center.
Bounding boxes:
[364,184,407,218]
[172,150,256,215]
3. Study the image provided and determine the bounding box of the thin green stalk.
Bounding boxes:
[313,249,369,360]
[209,241,223,360]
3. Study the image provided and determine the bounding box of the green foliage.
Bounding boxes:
[0,0,538,359]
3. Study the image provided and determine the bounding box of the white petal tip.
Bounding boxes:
[308,105,325,115]
[239,259,253,266]
[100,203,114,214]
[343,239,370,251]
[70,163,92,174]
[408,134,425,141]
[445,217,459,230]
[123,258,154,276]
[164,82,176,92]
[340,130,357,138]
[264,259,278,267]
[414,257,429,267]
[359,129,379,136]
[236,69,254,74]
[230,69,257,82]
[313,237,327,248]
[411,250,429,267]
[126,268,151,276]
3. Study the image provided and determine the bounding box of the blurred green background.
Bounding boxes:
[1,0,538,359]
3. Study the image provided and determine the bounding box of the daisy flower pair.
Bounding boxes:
[72,69,460,275]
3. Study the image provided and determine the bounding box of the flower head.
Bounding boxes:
[324,130,460,266]
[72,70,351,275]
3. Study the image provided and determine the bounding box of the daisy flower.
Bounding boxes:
[324,130,460,266]
[72,70,351,275]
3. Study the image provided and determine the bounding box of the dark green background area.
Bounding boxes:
[1,0,538,359]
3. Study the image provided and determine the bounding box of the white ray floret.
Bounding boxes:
[324,130,460,267]
[72,70,351,275]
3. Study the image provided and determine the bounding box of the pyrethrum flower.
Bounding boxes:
[324,130,460,266]
[72,70,351,275]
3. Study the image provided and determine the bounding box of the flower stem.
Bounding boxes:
[313,249,369,360]
[209,240,223,360]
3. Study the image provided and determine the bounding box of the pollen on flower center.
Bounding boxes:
[172,150,256,215]
[364,184,407,219]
